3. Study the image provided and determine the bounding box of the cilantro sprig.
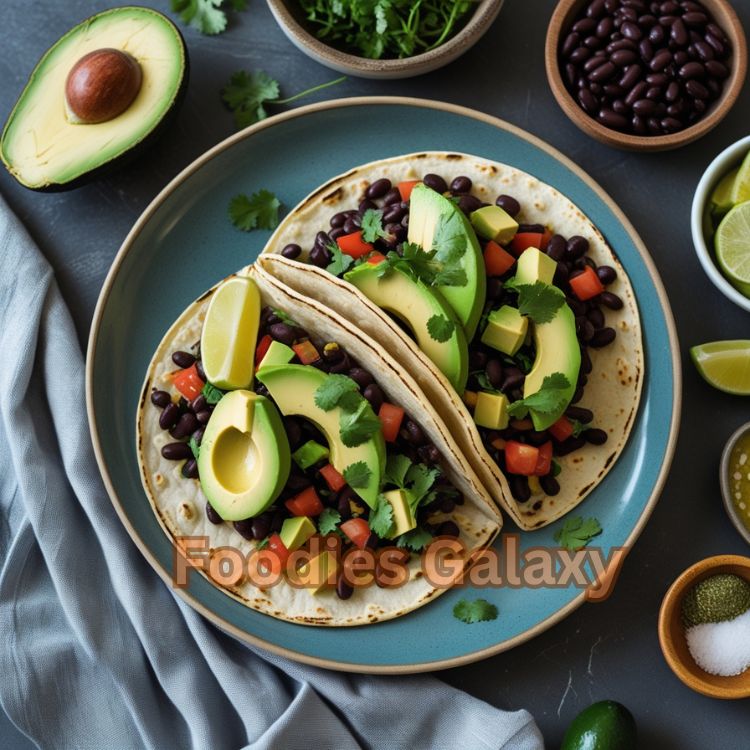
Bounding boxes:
[326,243,354,276]
[376,242,467,288]
[369,495,394,538]
[554,517,603,550]
[360,209,389,243]
[453,598,498,624]
[229,189,281,232]
[314,374,381,447]
[396,527,433,552]
[427,314,455,343]
[314,374,359,411]
[383,454,440,512]
[170,0,246,36]
[507,373,571,420]
[318,508,341,536]
[505,279,565,324]
[343,462,371,489]
[201,382,225,405]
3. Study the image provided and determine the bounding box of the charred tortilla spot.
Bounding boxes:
[446,153,462,160]
[604,452,617,469]
[322,186,344,204]
[195,288,213,303]
[140,379,150,408]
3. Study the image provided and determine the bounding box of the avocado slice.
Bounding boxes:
[344,262,469,392]
[561,701,637,750]
[407,184,486,340]
[292,440,329,470]
[1,7,187,190]
[382,489,417,539]
[256,364,385,508]
[197,390,291,521]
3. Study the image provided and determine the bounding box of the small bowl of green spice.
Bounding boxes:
[266,0,504,79]
[659,555,750,699]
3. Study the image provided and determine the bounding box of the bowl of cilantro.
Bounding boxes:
[266,0,504,79]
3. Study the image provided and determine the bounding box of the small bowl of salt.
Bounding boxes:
[659,555,750,699]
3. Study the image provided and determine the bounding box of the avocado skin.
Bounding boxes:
[1,8,189,193]
[561,701,637,750]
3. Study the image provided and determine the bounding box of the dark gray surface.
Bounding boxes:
[1,1,748,748]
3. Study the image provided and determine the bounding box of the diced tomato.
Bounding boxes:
[504,441,540,476]
[483,240,516,277]
[337,230,374,259]
[539,229,553,251]
[255,334,273,368]
[569,266,605,301]
[292,340,320,365]
[172,364,205,401]
[397,180,420,202]
[367,251,387,265]
[265,533,290,569]
[510,418,534,431]
[379,402,405,443]
[340,518,371,549]
[509,232,544,256]
[319,464,346,492]
[285,486,324,517]
[549,416,574,442]
[534,441,553,476]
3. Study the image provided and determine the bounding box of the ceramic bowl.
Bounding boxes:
[266,0,504,79]
[691,134,750,312]
[659,555,750,699]
[720,421,750,546]
[545,0,747,151]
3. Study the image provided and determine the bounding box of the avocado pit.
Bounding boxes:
[65,48,142,124]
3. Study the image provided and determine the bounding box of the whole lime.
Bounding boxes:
[561,700,637,750]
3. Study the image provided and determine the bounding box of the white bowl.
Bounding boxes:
[691,134,750,313]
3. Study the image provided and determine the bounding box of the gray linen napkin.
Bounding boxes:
[0,195,544,750]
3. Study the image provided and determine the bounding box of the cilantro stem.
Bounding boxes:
[274,76,347,105]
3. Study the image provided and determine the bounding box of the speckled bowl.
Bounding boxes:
[659,555,750,699]
[266,0,504,79]
[720,421,750,546]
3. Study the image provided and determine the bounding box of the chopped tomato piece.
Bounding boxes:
[319,464,346,492]
[549,416,574,442]
[510,418,534,431]
[379,402,405,443]
[534,441,553,476]
[570,266,605,301]
[539,229,553,251]
[483,240,516,277]
[340,518,371,549]
[172,363,205,401]
[292,340,320,365]
[397,180,420,202]
[337,230,374,259]
[367,251,387,265]
[504,441,540,476]
[285,486,324,517]
[255,334,273,368]
[509,232,544,256]
[265,533,290,569]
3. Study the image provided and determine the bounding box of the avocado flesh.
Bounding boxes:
[382,489,416,539]
[407,184,486,340]
[256,364,385,509]
[344,262,469,392]
[1,7,186,189]
[198,390,291,522]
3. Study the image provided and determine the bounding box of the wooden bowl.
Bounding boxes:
[266,0,504,79]
[545,0,747,151]
[659,555,750,699]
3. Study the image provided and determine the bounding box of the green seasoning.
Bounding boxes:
[683,574,750,627]
[728,433,750,532]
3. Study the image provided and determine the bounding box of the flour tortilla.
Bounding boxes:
[136,263,501,626]
[259,152,644,530]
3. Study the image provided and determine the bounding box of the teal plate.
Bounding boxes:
[87,98,680,673]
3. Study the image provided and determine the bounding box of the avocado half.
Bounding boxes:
[1,6,188,191]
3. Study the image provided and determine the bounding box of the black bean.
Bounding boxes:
[232,519,254,540]
[645,86,663,100]
[573,17,597,33]
[501,367,525,392]
[589,61,617,82]
[633,98,657,115]
[619,64,643,89]
[330,212,348,229]
[539,474,560,496]
[587,306,606,330]
[382,204,405,224]
[205,502,223,525]
[566,235,590,259]
[566,406,593,423]
[450,176,472,194]
[555,436,587,456]
[171,412,198,439]
[162,441,192,460]
[193,409,210,426]
[485,359,504,389]
[625,80,649,106]
[495,194,521,217]
[705,59,728,79]
[362,383,384,412]
[581,347,594,375]
[456,194,481,215]
[151,389,171,408]
[379,188,399,206]
[438,521,460,538]
[402,419,424,445]
[679,61,705,79]
[671,18,689,45]
[419,444,441,465]
[584,35,604,50]
[585,428,609,445]
[159,402,180,430]
[509,475,531,502]
[309,245,331,268]
[329,353,352,374]
[600,290,624,309]
[542,234,564,262]
[342,217,359,235]
[366,178,391,199]
[705,33,724,57]
[336,576,354,600]
[181,459,198,479]
[348,367,373,388]
[422,173,447,193]
[589,327,617,347]
[269,322,296,346]
[604,83,625,98]
[649,49,672,71]
[172,350,195,368]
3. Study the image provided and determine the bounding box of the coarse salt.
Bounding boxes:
[686,608,750,677]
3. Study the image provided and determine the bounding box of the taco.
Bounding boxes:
[136,262,501,626]
[258,152,643,530]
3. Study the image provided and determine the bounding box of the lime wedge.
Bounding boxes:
[200,275,261,390]
[691,341,750,395]
[710,166,739,216]
[730,151,750,206]
[715,201,750,297]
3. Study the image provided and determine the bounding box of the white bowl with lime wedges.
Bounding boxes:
[692,135,750,313]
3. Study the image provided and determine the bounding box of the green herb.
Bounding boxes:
[171,0,245,35]
[427,314,455,343]
[571,419,588,437]
[222,70,346,129]
[188,436,201,460]
[507,373,571,419]
[325,243,354,276]
[314,374,360,411]
[551,460,562,478]
[343,462,371,489]
[377,242,466,288]
[432,212,468,273]
[383,454,412,489]
[339,398,382,447]
[396,526,433,552]
[369,494,394,538]
[453,598,499,624]
[229,189,281,231]
[472,370,499,393]
[405,463,440,509]
[271,308,297,326]
[298,0,474,60]
[256,536,270,550]
[505,279,565,324]
[554,516,602,550]
[318,508,341,535]
[513,350,534,374]
[360,209,388,243]
[201,383,225,405]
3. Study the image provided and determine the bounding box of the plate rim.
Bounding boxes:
[85,96,682,674]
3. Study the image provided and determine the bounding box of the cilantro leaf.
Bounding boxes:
[172,0,227,35]
[551,459,562,477]
[325,243,354,276]
[314,374,359,411]
[339,399,382,447]
[514,282,565,324]
[271,308,297,326]
[383,454,411,489]
[201,383,225,405]
[188,436,201,460]
[318,508,341,535]
[396,526,433,552]
[471,370,499,393]
[405,464,440,508]
[256,536,270,550]
[343,462,371,489]
[377,243,466,288]
[571,419,589,437]
[369,494,394,538]
[433,212,467,267]
[453,598,499,624]
[229,189,281,231]
[507,373,571,419]
[222,70,280,128]
[427,314,455,343]
[554,516,602,550]
[360,209,388,243]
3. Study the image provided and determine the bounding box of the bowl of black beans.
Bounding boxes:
[546,0,747,151]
